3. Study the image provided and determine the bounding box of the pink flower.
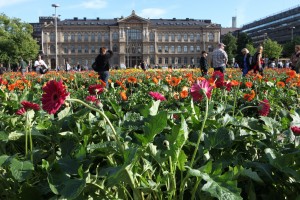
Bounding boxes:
[257,99,270,116]
[88,84,104,95]
[16,107,26,115]
[212,71,224,88]
[86,95,98,102]
[149,91,166,101]
[190,79,213,101]
[291,126,300,136]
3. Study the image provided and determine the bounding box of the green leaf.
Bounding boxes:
[10,159,34,182]
[177,150,187,171]
[0,155,9,166]
[8,131,24,140]
[58,107,70,120]
[109,99,123,118]
[205,127,234,149]
[241,168,264,184]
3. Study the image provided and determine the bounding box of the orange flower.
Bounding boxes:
[245,82,253,88]
[180,90,188,99]
[169,77,181,87]
[230,80,240,86]
[120,91,127,101]
[243,90,255,102]
[287,70,296,78]
[8,83,16,91]
[152,77,159,84]
[276,81,285,88]
[127,76,137,84]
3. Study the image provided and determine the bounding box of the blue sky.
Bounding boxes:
[1,0,299,27]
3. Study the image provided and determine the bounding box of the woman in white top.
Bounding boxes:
[34,55,48,74]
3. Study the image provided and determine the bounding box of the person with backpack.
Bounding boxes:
[92,47,113,88]
[240,48,252,77]
[251,45,264,76]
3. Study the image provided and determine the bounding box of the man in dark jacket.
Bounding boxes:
[200,51,208,76]
[94,47,113,88]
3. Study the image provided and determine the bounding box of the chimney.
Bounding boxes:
[232,16,237,28]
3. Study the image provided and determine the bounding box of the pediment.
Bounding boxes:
[118,10,149,24]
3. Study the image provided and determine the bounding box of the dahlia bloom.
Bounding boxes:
[149,91,166,101]
[190,79,213,101]
[21,101,40,111]
[291,126,300,136]
[16,107,26,115]
[86,95,98,102]
[88,84,104,95]
[257,99,270,116]
[212,71,224,88]
[41,80,70,114]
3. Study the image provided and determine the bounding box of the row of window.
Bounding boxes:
[151,57,201,65]
[150,32,214,42]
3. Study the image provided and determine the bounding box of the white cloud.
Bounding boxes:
[0,0,30,8]
[75,0,107,9]
[139,8,166,18]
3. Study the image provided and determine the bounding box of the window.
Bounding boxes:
[112,32,118,41]
[84,33,89,42]
[172,57,175,64]
[128,29,142,41]
[171,46,175,53]
[165,57,168,64]
[71,45,75,53]
[165,34,169,42]
[158,46,162,53]
[113,44,118,52]
[184,57,188,64]
[150,56,155,64]
[159,57,162,64]
[165,46,169,53]
[158,34,162,41]
[150,32,155,41]
[91,33,95,42]
[196,46,201,52]
[91,46,95,53]
[50,45,55,54]
[64,46,68,54]
[208,45,214,52]
[171,33,175,41]
[50,32,55,42]
[78,45,82,53]
[78,33,82,42]
[98,33,102,42]
[104,33,109,41]
[71,34,75,42]
[177,46,182,53]
[208,32,214,42]
[196,33,200,41]
[178,57,181,64]
[64,33,68,42]
[150,45,154,53]
[183,34,188,41]
[85,46,89,53]
[190,34,194,42]
[190,46,194,52]
[183,46,188,53]
[177,34,181,42]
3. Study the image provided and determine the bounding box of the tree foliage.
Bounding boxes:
[222,33,237,65]
[263,39,283,59]
[283,36,300,57]
[236,32,252,53]
[0,13,39,66]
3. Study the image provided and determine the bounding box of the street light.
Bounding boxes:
[126,27,130,68]
[291,26,295,41]
[203,33,206,51]
[52,3,60,71]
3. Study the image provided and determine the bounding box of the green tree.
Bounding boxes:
[263,38,283,59]
[222,33,237,65]
[246,43,256,55]
[236,32,252,53]
[0,13,39,69]
[283,36,300,57]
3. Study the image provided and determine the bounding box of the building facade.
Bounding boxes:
[40,11,221,69]
[240,5,300,46]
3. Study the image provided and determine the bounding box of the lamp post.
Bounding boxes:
[52,3,59,71]
[126,27,130,68]
[291,26,295,41]
[203,33,206,51]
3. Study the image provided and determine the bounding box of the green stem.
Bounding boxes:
[191,178,201,200]
[68,98,124,153]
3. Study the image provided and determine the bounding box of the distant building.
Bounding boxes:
[239,5,300,46]
[33,11,221,69]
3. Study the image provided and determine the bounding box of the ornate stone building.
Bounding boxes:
[41,11,221,69]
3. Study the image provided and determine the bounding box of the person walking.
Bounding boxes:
[19,58,28,76]
[291,45,300,73]
[252,45,264,75]
[211,43,228,73]
[240,48,251,77]
[93,47,113,87]
[200,51,208,76]
[34,55,48,74]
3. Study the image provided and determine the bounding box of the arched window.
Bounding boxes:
[171,33,175,41]
[98,33,102,43]
[71,34,75,42]
[183,34,188,41]
[150,32,155,41]
[77,33,82,42]
[84,33,89,42]
[50,45,55,54]
[165,33,169,42]
[91,33,95,42]
[64,33,68,42]
[190,34,194,42]
[104,33,109,41]
[113,44,118,52]
[177,34,181,42]
[177,46,182,53]
[50,32,55,42]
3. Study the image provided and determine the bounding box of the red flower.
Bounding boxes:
[257,99,270,116]
[190,79,213,101]
[86,95,98,102]
[149,91,166,101]
[41,80,69,114]
[21,101,40,111]
[212,71,224,88]
[291,126,300,136]
[88,84,104,95]
[16,107,26,115]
